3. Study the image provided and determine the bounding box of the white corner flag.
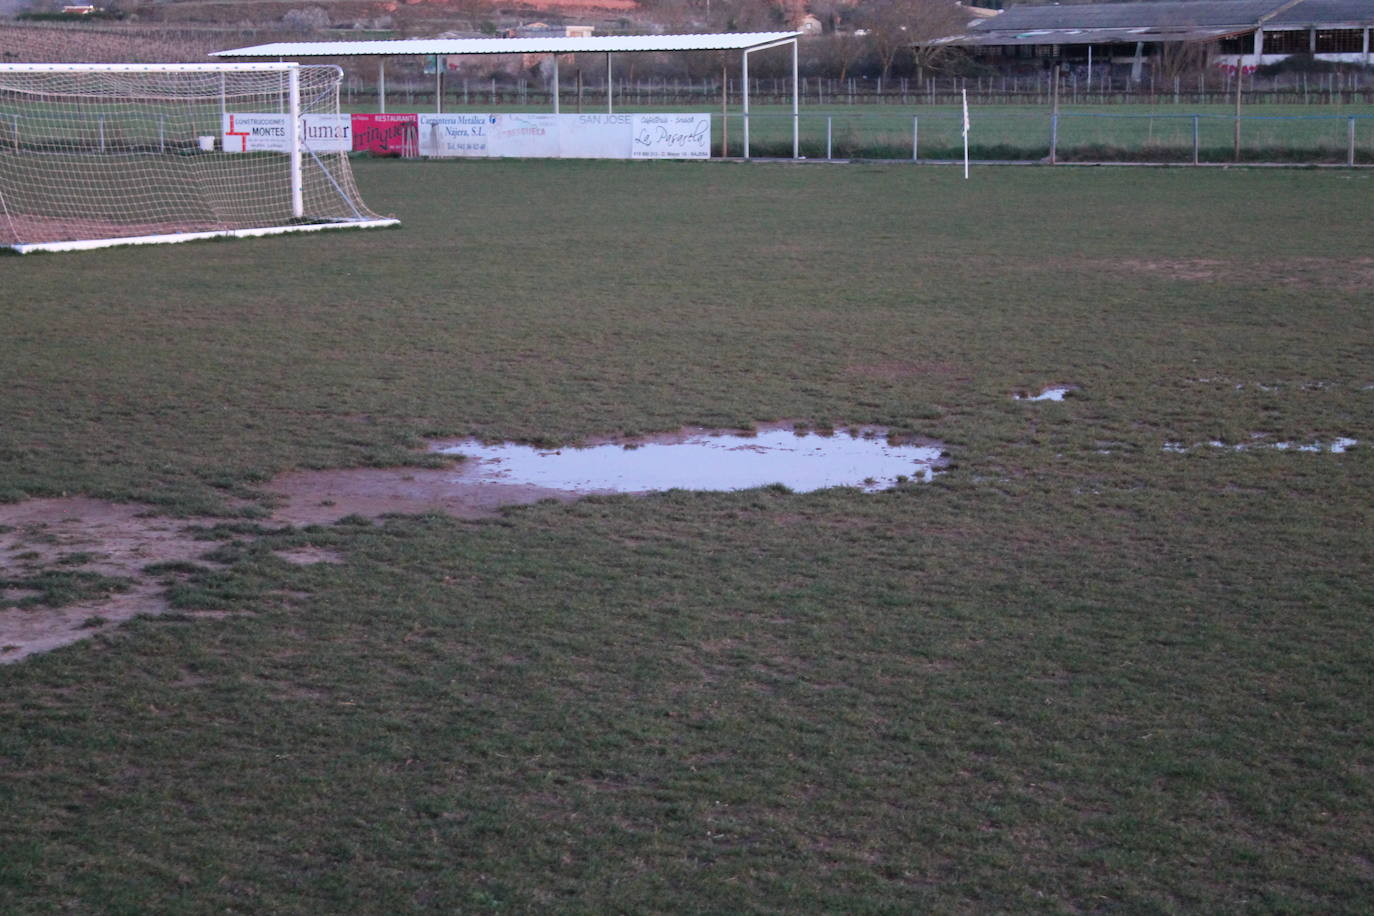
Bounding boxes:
[961,88,970,180]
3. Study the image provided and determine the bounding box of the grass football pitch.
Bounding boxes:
[2,159,1372,911]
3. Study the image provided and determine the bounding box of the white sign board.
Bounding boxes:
[222,113,291,153]
[417,114,492,158]
[558,113,634,159]
[390,112,713,160]
[631,114,711,159]
[300,114,352,152]
[489,114,561,158]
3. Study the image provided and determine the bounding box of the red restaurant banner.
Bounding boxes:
[351,113,418,156]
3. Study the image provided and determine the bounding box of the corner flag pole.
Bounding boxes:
[961,87,970,180]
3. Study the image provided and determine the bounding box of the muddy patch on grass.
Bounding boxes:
[3,424,946,661]
[1121,258,1227,282]
[0,499,228,664]
[1119,256,1374,291]
[262,467,577,526]
[272,546,345,566]
[267,424,947,525]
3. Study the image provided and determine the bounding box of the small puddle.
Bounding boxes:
[1014,386,1075,402]
[433,425,945,494]
[1164,437,1358,454]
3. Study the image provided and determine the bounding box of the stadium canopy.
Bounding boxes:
[213,31,804,157]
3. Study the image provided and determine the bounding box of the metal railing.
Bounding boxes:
[723,111,1374,165]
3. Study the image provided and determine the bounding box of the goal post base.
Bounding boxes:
[7,218,400,254]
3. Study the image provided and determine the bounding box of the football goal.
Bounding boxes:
[0,62,396,253]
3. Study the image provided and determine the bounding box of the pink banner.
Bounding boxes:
[351,113,418,156]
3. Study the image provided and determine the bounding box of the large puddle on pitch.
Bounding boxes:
[433,425,945,494]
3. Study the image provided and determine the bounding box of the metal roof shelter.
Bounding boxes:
[213,31,804,158]
[933,0,1373,49]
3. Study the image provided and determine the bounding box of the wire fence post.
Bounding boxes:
[826,116,832,160]
[1049,64,1060,164]
[1349,116,1357,167]
[912,115,918,162]
[1192,114,1200,165]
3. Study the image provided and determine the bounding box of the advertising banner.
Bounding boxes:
[488,113,560,158]
[351,113,418,156]
[417,113,492,158]
[347,112,711,160]
[300,114,353,152]
[558,113,634,159]
[221,113,291,153]
[631,114,711,159]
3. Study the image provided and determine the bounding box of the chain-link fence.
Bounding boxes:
[726,110,1374,164]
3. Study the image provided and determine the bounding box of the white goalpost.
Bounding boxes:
[0,62,397,253]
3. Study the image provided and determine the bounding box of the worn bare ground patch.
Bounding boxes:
[1117,256,1374,290]
[266,421,939,525]
[263,467,580,526]
[272,546,345,566]
[0,498,228,663]
[4,423,946,661]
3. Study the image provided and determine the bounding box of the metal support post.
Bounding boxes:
[288,66,303,218]
[742,48,750,159]
[791,38,799,159]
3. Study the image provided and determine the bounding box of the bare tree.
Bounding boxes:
[1153,38,1215,84]
[818,31,868,81]
[856,0,969,81]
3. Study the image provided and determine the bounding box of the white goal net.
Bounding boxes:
[0,62,395,252]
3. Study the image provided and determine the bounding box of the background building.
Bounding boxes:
[929,0,1374,80]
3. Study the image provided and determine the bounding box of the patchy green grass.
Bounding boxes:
[0,568,131,609]
[1,160,1372,911]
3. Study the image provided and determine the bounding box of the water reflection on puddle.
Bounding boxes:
[1015,386,1075,402]
[434,426,945,494]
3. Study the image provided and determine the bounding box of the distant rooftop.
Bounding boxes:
[933,0,1373,48]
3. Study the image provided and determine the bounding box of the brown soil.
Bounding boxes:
[3,422,928,662]
[263,466,580,525]
[272,546,346,565]
[0,464,584,662]
[1118,258,1226,282]
[0,498,225,663]
[1118,256,1374,291]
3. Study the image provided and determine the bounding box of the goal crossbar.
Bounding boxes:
[0,63,305,73]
